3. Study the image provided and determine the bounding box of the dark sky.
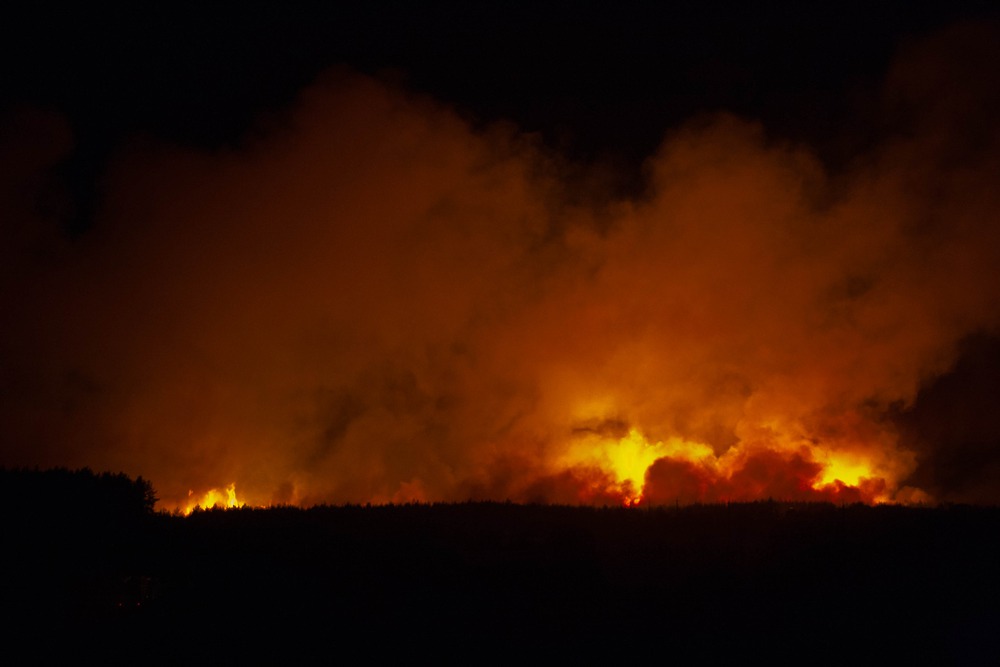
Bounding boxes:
[2,2,1000,508]
[5,2,996,179]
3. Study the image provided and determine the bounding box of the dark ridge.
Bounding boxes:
[3,487,998,663]
[0,466,157,517]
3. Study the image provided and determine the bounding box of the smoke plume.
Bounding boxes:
[2,24,999,509]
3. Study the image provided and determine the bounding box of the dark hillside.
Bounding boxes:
[2,471,998,663]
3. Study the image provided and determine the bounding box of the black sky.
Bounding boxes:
[5,2,997,178]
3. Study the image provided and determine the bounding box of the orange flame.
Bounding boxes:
[560,428,715,505]
[182,483,244,514]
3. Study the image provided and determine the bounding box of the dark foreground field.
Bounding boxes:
[3,472,999,664]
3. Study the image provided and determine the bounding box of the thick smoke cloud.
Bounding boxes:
[2,25,998,508]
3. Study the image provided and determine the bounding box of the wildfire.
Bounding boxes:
[814,453,874,488]
[182,483,244,515]
[810,452,892,503]
[561,425,892,507]
[164,426,898,512]
[561,428,715,506]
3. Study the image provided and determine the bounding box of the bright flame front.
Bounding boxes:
[182,483,243,514]
[560,425,891,507]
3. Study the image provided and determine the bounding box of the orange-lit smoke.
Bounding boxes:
[1,25,999,509]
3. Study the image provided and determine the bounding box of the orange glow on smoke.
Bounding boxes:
[6,27,1000,508]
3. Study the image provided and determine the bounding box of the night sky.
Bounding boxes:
[2,2,1000,510]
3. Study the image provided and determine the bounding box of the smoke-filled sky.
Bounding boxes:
[2,4,1000,509]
